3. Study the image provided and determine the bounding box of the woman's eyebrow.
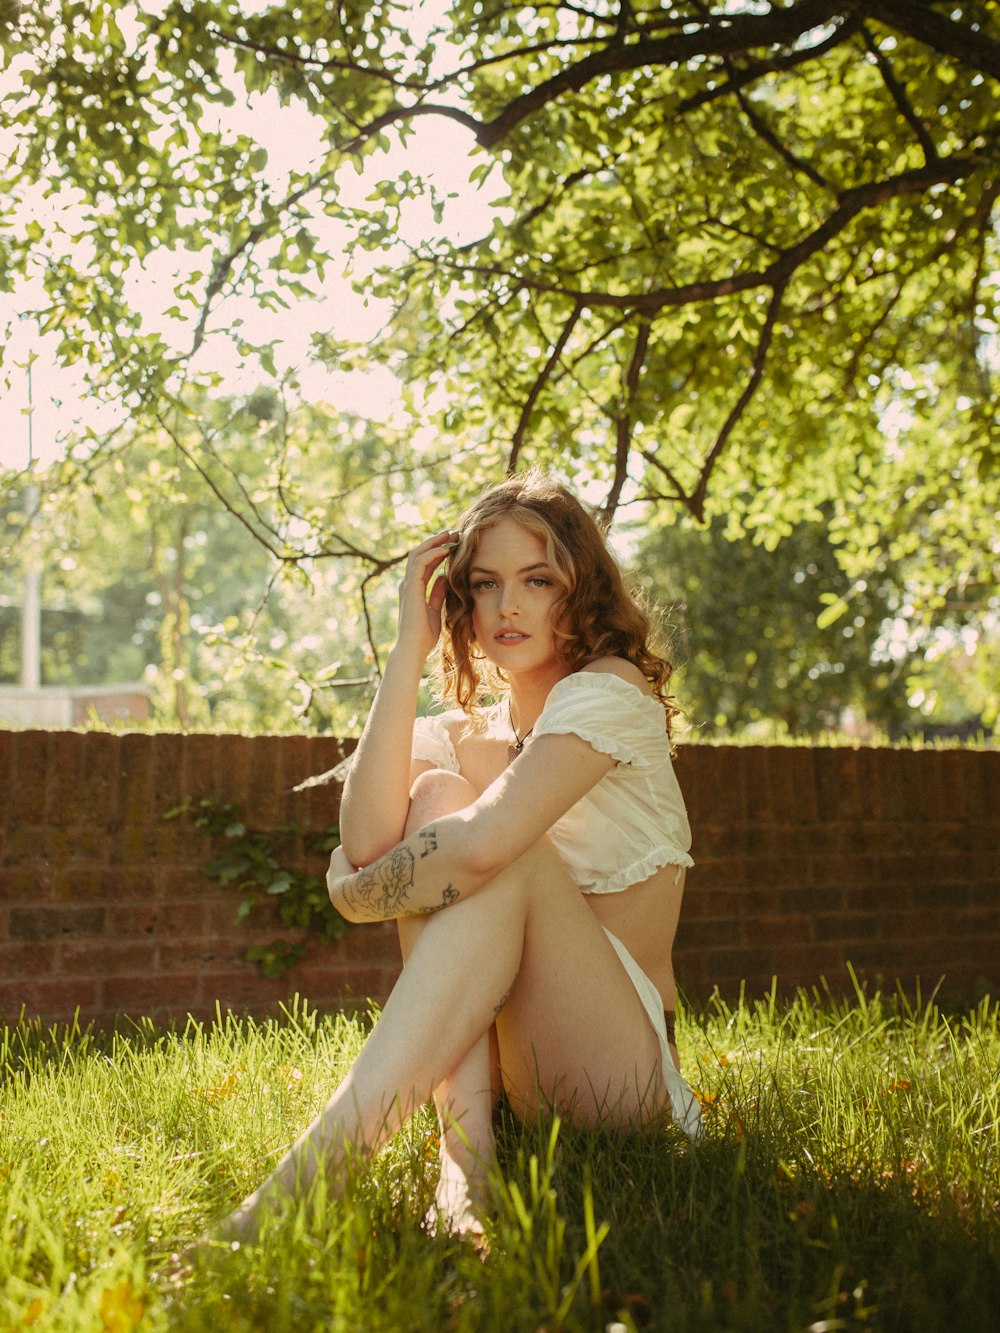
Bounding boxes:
[469,561,553,576]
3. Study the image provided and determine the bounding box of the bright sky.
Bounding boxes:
[0,1,498,470]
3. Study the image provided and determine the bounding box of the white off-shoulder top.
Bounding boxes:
[412,671,693,895]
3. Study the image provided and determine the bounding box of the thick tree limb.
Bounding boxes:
[477,0,851,146]
[439,152,990,314]
[871,0,1000,81]
[675,16,864,115]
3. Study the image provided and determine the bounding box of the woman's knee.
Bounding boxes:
[405,769,477,831]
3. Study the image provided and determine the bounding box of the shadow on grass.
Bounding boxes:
[166,1107,999,1333]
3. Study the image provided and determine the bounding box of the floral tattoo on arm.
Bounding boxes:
[342,846,416,920]
[340,827,462,921]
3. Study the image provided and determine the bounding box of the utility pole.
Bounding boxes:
[21,355,41,690]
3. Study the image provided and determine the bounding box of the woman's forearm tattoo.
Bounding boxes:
[417,884,460,915]
[341,828,461,920]
[343,846,416,919]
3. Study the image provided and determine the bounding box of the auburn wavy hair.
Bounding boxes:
[434,470,680,738]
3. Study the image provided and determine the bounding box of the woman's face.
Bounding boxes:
[466,517,566,679]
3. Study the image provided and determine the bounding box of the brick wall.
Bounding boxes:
[1,731,996,1028]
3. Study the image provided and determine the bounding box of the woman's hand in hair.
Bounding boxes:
[395,530,458,661]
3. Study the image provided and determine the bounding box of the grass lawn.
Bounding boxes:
[1,983,997,1332]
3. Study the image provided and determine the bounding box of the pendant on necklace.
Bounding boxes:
[507,703,533,765]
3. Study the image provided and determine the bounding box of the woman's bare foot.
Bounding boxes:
[424,1146,492,1253]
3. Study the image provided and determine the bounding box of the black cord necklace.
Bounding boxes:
[507,702,534,765]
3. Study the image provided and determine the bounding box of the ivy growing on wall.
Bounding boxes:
[164,796,346,978]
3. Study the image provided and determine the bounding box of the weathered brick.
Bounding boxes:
[117,732,156,822]
[300,737,351,830]
[960,752,996,822]
[9,904,106,941]
[199,967,288,1008]
[178,733,220,805]
[0,734,995,1024]
[680,889,745,925]
[0,866,47,900]
[907,750,948,824]
[675,917,741,951]
[738,747,772,823]
[742,855,814,889]
[834,750,864,821]
[10,731,52,825]
[80,731,121,828]
[873,748,911,824]
[45,731,88,826]
[751,914,815,944]
[107,900,207,940]
[242,735,284,827]
[212,735,254,807]
[279,734,319,815]
[58,937,159,977]
[0,730,14,823]
[681,745,730,826]
[843,882,910,911]
[684,858,737,891]
[0,940,58,974]
[3,976,102,1023]
[102,973,206,1019]
[812,912,879,942]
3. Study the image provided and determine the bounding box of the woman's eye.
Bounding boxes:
[471,579,496,592]
[528,577,553,588]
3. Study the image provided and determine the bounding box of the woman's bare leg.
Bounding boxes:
[397,771,500,1234]
[216,801,667,1241]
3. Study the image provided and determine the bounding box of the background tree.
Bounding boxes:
[1,1,996,720]
[0,388,439,729]
[636,515,914,737]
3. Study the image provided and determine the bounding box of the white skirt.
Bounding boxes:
[602,928,703,1138]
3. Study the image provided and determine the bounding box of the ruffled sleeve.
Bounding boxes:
[411,712,461,773]
[531,672,668,767]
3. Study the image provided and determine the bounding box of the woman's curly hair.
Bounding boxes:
[433,470,680,739]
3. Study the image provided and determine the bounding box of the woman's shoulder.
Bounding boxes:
[547,657,656,706]
[536,659,667,765]
[578,657,653,694]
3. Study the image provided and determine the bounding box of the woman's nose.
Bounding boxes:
[498,585,520,615]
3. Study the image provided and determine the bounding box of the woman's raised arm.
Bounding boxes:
[338,531,457,868]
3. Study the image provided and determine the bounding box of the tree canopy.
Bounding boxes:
[1,0,997,711]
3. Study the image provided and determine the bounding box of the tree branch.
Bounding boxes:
[871,0,1000,81]
[209,21,596,97]
[860,24,939,163]
[442,152,987,315]
[639,448,691,508]
[675,15,863,115]
[691,279,789,521]
[507,299,584,474]
[477,0,850,147]
[601,320,650,523]
[730,69,832,191]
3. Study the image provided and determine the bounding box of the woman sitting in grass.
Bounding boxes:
[216,469,701,1244]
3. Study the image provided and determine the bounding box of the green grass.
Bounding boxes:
[1,984,998,1332]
